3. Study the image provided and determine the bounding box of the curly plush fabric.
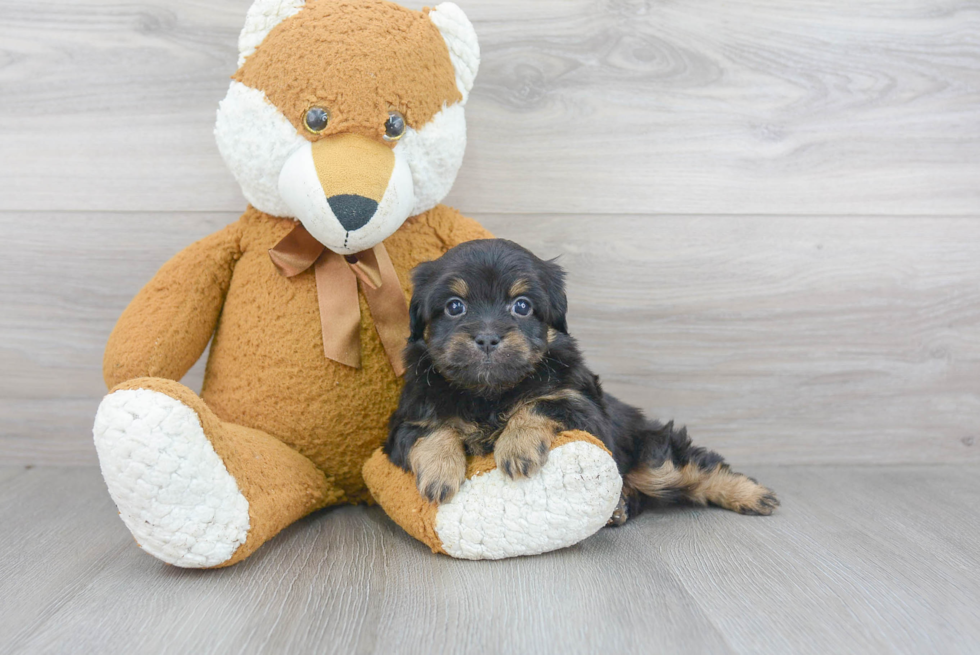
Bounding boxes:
[363,432,623,559]
[94,388,252,568]
[105,206,491,503]
[234,1,461,142]
[97,205,499,566]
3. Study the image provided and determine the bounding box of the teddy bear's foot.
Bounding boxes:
[94,387,250,567]
[364,431,623,560]
[94,378,339,568]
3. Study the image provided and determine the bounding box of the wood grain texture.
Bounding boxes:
[488,213,980,466]
[0,0,978,214]
[2,465,979,654]
[2,211,977,465]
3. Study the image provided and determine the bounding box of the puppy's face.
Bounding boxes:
[409,239,569,394]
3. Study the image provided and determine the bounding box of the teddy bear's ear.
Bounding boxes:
[237,0,307,68]
[428,2,480,103]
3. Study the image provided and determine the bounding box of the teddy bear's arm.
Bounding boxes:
[103,221,244,389]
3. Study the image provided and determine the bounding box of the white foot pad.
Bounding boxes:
[434,441,623,560]
[93,389,250,568]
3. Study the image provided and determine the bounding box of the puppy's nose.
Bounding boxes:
[327,194,378,232]
[474,332,501,354]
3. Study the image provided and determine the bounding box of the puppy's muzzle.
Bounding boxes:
[474,331,501,355]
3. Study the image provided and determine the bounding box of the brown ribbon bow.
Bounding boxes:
[268,223,409,376]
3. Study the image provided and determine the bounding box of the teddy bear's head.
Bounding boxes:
[215,0,479,254]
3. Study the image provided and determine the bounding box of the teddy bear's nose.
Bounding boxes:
[327,194,379,232]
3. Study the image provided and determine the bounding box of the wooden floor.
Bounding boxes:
[2,465,978,654]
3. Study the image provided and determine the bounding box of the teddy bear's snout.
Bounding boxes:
[327,194,378,232]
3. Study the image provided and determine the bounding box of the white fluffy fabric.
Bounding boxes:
[93,389,251,568]
[429,2,480,103]
[214,80,469,247]
[396,103,467,218]
[215,81,305,218]
[434,441,623,560]
[278,140,417,255]
[237,0,306,67]
[217,1,478,254]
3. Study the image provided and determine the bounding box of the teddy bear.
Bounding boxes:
[92,0,622,567]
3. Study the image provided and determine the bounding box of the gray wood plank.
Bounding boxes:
[0,211,222,464]
[0,467,27,486]
[1,0,978,215]
[2,212,978,465]
[3,466,980,654]
[0,468,135,652]
[0,468,731,655]
[644,466,980,654]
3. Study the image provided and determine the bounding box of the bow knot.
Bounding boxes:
[269,223,409,376]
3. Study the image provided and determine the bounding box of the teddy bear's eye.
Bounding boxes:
[384,111,406,141]
[304,107,330,134]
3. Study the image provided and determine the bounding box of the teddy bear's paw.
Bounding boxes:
[93,389,250,568]
[434,438,622,560]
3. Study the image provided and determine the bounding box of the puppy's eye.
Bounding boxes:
[304,107,330,134]
[511,297,533,317]
[384,111,406,141]
[445,298,466,317]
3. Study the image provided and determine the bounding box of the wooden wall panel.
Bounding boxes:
[1,0,977,464]
[1,212,977,465]
[0,0,977,215]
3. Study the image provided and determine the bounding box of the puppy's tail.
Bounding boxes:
[625,421,779,516]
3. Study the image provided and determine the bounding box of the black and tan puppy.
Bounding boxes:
[385,239,778,522]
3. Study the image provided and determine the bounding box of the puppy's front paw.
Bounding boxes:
[494,421,553,480]
[409,429,467,504]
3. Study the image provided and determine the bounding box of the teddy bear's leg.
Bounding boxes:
[93,378,341,568]
[363,431,623,560]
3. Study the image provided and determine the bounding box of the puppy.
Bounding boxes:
[384,239,778,522]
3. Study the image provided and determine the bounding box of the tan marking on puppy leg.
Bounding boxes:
[494,405,557,479]
[456,420,494,457]
[448,278,468,297]
[626,461,684,497]
[627,461,779,515]
[684,464,779,515]
[409,426,467,504]
[509,279,529,297]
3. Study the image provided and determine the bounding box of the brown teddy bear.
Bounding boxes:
[93,0,622,567]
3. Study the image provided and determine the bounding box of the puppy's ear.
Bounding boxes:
[408,298,427,343]
[541,258,569,334]
[408,261,438,343]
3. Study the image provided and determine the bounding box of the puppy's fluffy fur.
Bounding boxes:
[385,239,778,520]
